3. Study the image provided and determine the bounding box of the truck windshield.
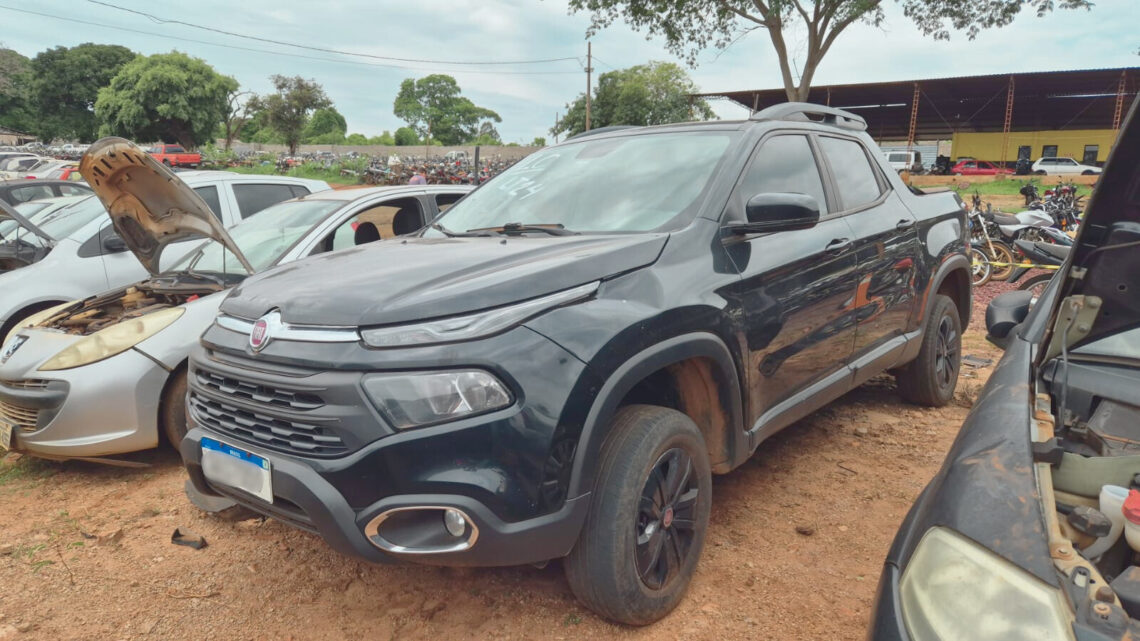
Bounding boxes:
[426,131,736,235]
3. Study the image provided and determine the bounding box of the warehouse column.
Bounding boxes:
[1000,76,1015,170]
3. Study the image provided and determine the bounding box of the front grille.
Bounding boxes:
[194,371,323,410]
[0,400,39,433]
[0,379,49,390]
[189,392,347,457]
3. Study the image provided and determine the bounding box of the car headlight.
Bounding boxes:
[900,527,1073,641]
[2,302,75,348]
[359,281,598,348]
[361,370,511,429]
[38,307,185,371]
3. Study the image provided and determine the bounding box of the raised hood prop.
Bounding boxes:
[79,138,253,275]
[0,199,54,244]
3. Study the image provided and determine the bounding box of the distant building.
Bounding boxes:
[0,127,36,146]
[694,67,1137,165]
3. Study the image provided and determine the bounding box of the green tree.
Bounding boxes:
[553,61,715,138]
[29,43,135,142]
[369,131,396,145]
[252,75,331,155]
[393,74,501,145]
[222,89,255,150]
[95,52,236,149]
[302,107,347,143]
[570,0,1091,102]
[393,126,419,146]
[344,133,369,145]
[530,137,547,147]
[0,47,34,133]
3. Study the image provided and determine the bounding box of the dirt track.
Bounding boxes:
[0,299,1004,641]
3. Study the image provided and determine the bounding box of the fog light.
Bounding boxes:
[443,509,467,537]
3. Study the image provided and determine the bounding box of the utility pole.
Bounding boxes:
[585,42,593,131]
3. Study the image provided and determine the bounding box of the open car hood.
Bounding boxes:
[1039,98,1140,361]
[79,138,253,275]
[0,199,53,244]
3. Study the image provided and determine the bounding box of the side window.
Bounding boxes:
[193,186,223,221]
[737,135,828,214]
[1082,146,1099,165]
[818,137,883,211]
[233,183,297,219]
[435,193,465,213]
[963,161,976,169]
[1042,145,1058,158]
[59,184,89,196]
[288,185,312,198]
[168,145,186,154]
[8,185,53,203]
[324,197,425,253]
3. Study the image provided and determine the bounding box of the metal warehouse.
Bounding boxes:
[695,67,1138,165]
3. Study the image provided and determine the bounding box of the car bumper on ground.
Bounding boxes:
[867,563,910,640]
[0,347,167,457]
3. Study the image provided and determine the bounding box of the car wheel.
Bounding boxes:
[1018,273,1053,305]
[1082,170,1095,175]
[1035,170,1047,175]
[162,159,172,167]
[160,367,189,450]
[564,404,711,625]
[896,295,961,407]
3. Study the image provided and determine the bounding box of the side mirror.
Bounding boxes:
[102,233,128,253]
[731,193,820,234]
[985,290,1034,349]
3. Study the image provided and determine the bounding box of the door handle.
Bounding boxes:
[825,238,852,254]
[895,219,916,231]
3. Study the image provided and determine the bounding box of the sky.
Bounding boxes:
[1,0,1137,143]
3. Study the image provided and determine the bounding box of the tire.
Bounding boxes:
[564,405,712,625]
[1018,273,1053,303]
[162,159,172,167]
[969,247,992,287]
[1082,170,1095,176]
[159,368,189,450]
[985,241,1016,282]
[1035,170,1047,176]
[896,295,961,407]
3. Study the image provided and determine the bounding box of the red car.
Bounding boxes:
[147,144,201,168]
[951,159,1013,176]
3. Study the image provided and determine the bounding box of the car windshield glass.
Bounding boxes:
[6,195,105,244]
[425,132,736,235]
[174,199,342,275]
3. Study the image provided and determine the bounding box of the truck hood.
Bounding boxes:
[0,199,53,244]
[221,233,669,326]
[79,138,253,276]
[1039,99,1140,359]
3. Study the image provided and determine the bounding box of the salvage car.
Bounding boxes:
[0,170,469,461]
[180,103,972,624]
[868,100,1140,640]
[0,138,330,341]
[0,178,91,206]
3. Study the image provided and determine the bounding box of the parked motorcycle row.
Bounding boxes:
[968,180,1084,289]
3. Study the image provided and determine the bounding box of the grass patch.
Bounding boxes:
[223,164,362,186]
[948,178,1093,199]
[0,456,58,487]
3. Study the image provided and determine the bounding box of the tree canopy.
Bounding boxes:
[29,43,135,142]
[393,75,501,145]
[0,46,33,133]
[553,61,715,138]
[302,107,348,144]
[95,51,236,148]
[252,75,332,154]
[569,0,1092,101]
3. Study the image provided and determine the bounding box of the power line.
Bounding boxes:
[85,0,580,67]
[0,5,582,76]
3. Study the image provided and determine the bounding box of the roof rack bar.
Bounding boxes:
[750,102,868,131]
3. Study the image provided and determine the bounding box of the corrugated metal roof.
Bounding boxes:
[696,67,1139,139]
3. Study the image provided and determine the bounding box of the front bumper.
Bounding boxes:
[182,322,595,566]
[867,563,909,640]
[0,346,167,457]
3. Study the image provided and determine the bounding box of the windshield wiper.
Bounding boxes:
[465,222,577,236]
[430,222,495,238]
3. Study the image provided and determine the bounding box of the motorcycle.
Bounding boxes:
[1007,239,1071,302]
[967,206,1016,286]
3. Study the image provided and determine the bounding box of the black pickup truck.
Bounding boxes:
[180,103,971,624]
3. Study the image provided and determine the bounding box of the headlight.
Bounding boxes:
[361,370,511,429]
[2,302,74,348]
[359,281,598,348]
[900,527,1073,641]
[38,307,185,371]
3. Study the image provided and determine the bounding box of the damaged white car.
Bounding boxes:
[0,140,470,462]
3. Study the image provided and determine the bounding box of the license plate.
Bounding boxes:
[200,437,273,503]
[0,417,12,451]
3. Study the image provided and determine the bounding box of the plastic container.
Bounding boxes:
[1122,489,1140,553]
[1084,485,1129,559]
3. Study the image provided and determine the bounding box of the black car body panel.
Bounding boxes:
[183,105,970,572]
